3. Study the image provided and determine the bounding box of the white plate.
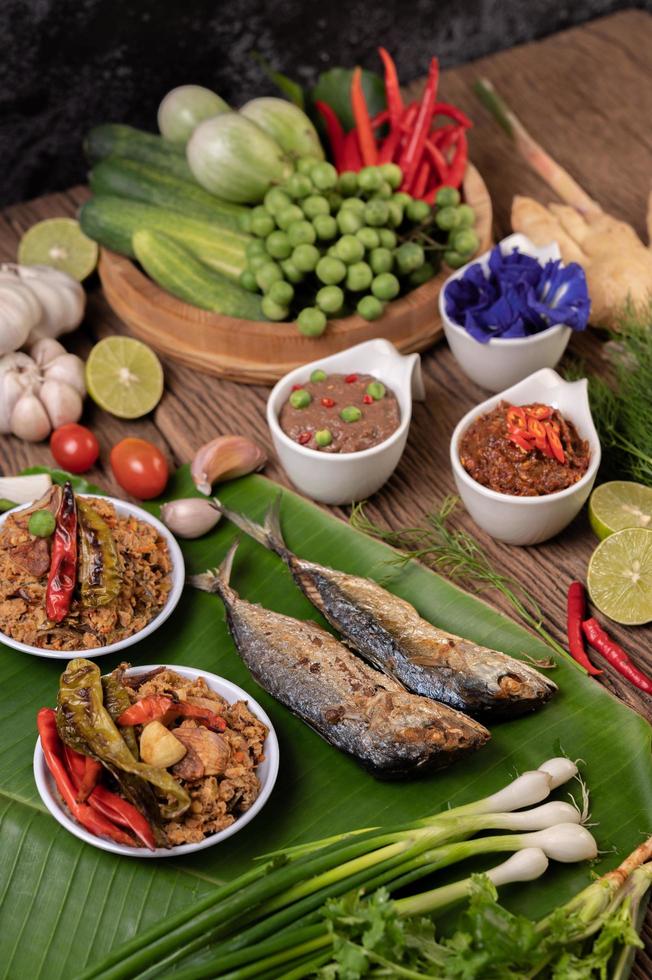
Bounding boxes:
[33,664,280,858]
[0,495,184,659]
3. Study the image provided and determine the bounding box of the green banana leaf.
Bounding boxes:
[1,468,651,978]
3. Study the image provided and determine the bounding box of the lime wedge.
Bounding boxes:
[85,337,164,419]
[587,527,652,625]
[18,218,98,281]
[589,481,652,540]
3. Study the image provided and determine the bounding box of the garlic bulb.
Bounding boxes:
[0,345,86,441]
[14,265,85,341]
[0,270,42,355]
[0,263,85,355]
[39,379,83,429]
[11,392,51,442]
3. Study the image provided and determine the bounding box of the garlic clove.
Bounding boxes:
[39,379,83,429]
[160,497,222,538]
[140,720,187,768]
[30,337,67,369]
[11,392,51,441]
[43,353,86,396]
[191,435,267,495]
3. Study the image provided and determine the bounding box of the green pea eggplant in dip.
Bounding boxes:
[459,401,590,496]
[279,370,400,453]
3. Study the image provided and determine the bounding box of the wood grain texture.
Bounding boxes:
[96,166,492,384]
[0,11,651,972]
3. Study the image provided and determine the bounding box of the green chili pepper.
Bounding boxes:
[28,509,56,537]
[77,499,123,608]
[102,664,139,760]
[56,659,190,821]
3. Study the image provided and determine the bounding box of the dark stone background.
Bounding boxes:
[2,0,649,206]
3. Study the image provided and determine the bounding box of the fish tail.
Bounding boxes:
[212,494,287,557]
[188,538,240,599]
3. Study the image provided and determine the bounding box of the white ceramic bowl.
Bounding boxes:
[450,368,601,546]
[34,664,280,858]
[439,234,574,393]
[0,495,184,659]
[267,339,425,505]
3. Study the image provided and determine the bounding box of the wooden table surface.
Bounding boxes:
[1,9,651,973]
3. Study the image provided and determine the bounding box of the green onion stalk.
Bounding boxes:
[79,759,580,980]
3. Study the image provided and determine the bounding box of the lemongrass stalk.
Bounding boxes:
[473,78,601,215]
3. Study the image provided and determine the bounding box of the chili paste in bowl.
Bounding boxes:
[279,370,400,454]
[459,401,591,497]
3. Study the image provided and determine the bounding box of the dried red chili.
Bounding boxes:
[321,397,336,408]
[45,481,78,624]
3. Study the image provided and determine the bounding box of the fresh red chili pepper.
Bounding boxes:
[423,182,443,204]
[432,124,459,151]
[395,103,419,161]
[341,129,362,171]
[582,618,652,693]
[378,128,402,165]
[431,102,472,128]
[77,755,103,803]
[566,583,602,675]
[424,140,448,181]
[527,418,546,440]
[46,481,78,623]
[528,405,552,420]
[445,129,468,190]
[399,57,440,190]
[378,47,403,127]
[350,67,377,166]
[411,160,430,199]
[362,394,374,405]
[117,695,227,731]
[506,406,527,429]
[545,422,566,464]
[64,744,156,849]
[37,708,135,847]
[321,397,336,408]
[370,110,390,129]
[314,100,346,171]
[509,430,534,453]
[298,432,312,445]
[345,374,358,383]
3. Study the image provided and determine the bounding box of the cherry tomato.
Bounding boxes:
[109,438,169,500]
[50,424,100,474]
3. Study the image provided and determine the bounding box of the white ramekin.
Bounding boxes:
[439,234,574,393]
[450,368,601,546]
[267,339,425,505]
[0,495,184,659]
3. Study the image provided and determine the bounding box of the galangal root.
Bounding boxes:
[475,78,652,327]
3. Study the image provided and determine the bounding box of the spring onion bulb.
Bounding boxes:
[538,757,579,788]
[395,847,550,919]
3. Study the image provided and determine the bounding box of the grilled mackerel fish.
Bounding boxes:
[214,499,557,719]
[190,542,489,778]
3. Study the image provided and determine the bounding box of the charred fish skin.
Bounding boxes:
[190,544,490,779]
[213,498,557,720]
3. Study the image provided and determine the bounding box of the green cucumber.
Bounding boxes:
[84,124,194,181]
[89,157,248,232]
[79,195,249,281]
[132,229,266,321]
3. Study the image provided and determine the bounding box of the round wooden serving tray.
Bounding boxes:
[98,164,492,385]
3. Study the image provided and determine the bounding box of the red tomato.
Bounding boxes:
[110,438,169,500]
[50,424,100,474]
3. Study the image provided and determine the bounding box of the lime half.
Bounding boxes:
[86,336,164,419]
[589,481,652,540]
[18,218,98,281]
[587,527,652,625]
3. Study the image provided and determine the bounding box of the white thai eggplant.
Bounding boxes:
[239,97,324,161]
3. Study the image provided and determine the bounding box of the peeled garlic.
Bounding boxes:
[191,435,267,495]
[140,721,187,768]
[11,392,51,442]
[160,497,222,538]
[39,379,83,429]
[42,353,86,396]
